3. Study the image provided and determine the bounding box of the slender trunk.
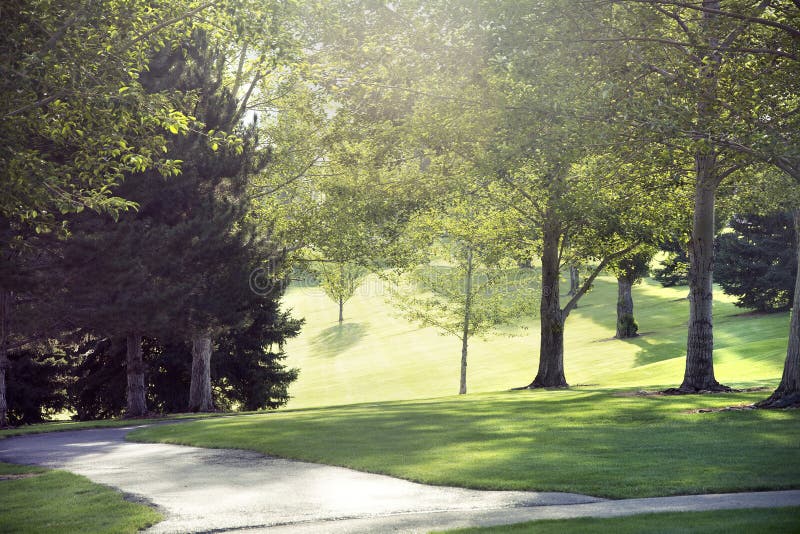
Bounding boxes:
[759,208,800,408]
[568,265,579,297]
[0,289,10,427]
[189,334,214,412]
[460,248,474,395]
[528,224,568,388]
[616,275,637,338]
[679,163,728,391]
[338,296,344,324]
[125,333,147,417]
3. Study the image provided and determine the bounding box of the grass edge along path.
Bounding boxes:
[437,506,800,534]
[0,410,248,440]
[129,387,800,500]
[0,462,162,533]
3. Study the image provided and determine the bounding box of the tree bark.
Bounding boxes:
[0,289,10,427]
[758,208,800,408]
[338,296,344,324]
[527,224,568,388]
[616,275,637,338]
[678,161,729,392]
[189,334,214,412]
[460,248,474,395]
[125,333,147,417]
[568,265,579,297]
[673,0,729,393]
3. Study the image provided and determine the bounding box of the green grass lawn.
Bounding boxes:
[130,388,800,499]
[130,275,798,500]
[0,462,161,533]
[439,507,800,533]
[281,275,789,409]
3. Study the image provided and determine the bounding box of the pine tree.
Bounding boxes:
[716,212,796,313]
[653,240,690,288]
[57,31,290,416]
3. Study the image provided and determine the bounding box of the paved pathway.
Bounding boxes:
[1,426,798,533]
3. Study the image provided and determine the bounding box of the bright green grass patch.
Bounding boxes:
[130,389,800,499]
[281,275,789,409]
[439,507,800,533]
[0,462,162,533]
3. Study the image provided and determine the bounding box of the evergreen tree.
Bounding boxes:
[213,297,302,411]
[653,240,690,288]
[716,213,797,313]
[68,299,301,420]
[53,31,277,416]
[53,37,221,417]
[5,346,70,425]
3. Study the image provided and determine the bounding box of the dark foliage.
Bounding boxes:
[716,212,796,312]
[68,303,301,420]
[653,240,689,287]
[6,348,70,425]
[214,299,302,411]
[69,338,128,420]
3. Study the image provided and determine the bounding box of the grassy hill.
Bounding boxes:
[281,273,789,409]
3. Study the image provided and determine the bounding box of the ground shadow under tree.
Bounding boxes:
[310,322,368,356]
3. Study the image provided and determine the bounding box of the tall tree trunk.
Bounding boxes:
[460,248,474,395]
[527,224,568,388]
[189,334,214,412]
[674,0,728,392]
[0,289,10,427]
[616,274,637,338]
[679,161,728,392]
[125,333,147,417]
[758,208,800,408]
[338,296,344,324]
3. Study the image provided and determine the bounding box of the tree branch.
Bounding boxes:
[130,1,219,45]
[562,242,639,318]
[618,0,800,40]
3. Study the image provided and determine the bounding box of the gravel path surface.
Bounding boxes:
[1,426,798,533]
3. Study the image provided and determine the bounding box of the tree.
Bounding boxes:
[50,37,233,417]
[609,249,655,338]
[759,209,800,408]
[0,0,215,428]
[312,260,368,324]
[311,0,680,389]
[716,212,796,312]
[212,297,302,411]
[0,0,301,427]
[390,201,535,395]
[597,0,799,392]
[0,0,219,235]
[68,304,301,419]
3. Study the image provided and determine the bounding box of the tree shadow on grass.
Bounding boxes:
[175,389,800,499]
[309,322,368,357]
[628,335,685,367]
